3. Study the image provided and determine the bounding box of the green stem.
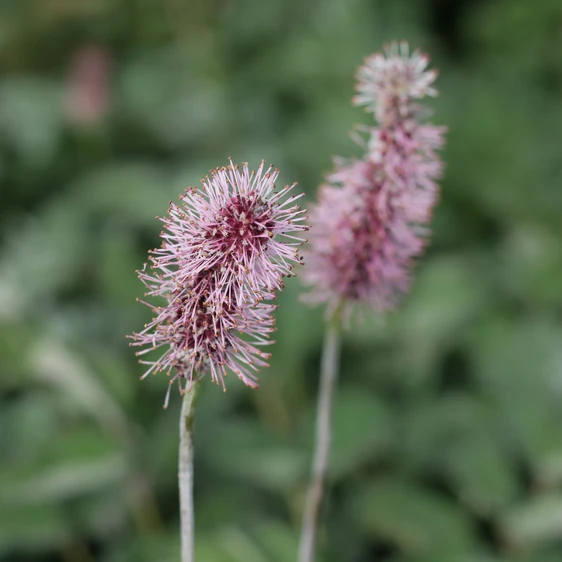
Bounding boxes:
[179,383,200,562]
[298,310,343,562]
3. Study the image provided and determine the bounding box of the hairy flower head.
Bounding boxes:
[130,160,307,405]
[152,160,307,310]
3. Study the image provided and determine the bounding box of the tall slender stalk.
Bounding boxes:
[179,383,200,562]
[298,313,342,562]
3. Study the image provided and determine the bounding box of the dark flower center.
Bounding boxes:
[206,194,275,256]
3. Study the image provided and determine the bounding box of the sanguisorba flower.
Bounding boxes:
[153,160,307,312]
[130,160,307,406]
[303,42,445,315]
[303,158,412,313]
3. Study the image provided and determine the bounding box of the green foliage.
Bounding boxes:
[1,0,562,561]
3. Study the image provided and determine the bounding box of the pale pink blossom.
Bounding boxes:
[130,161,307,405]
[303,159,415,313]
[303,42,445,315]
[152,160,307,312]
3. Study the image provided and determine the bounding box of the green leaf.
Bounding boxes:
[73,162,169,226]
[0,394,58,462]
[119,49,227,147]
[399,255,489,344]
[0,451,126,505]
[392,255,490,380]
[0,505,69,556]
[330,387,392,478]
[358,477,477,556]
[205,420,306,493]
[0,198,90,307]
[501,495,562,549]
[253,521,300,562]
[0,77,63,166]
[30,337,131,440]
[443,433,518,515]
[470,318,562,468]
[104,532,179,562]
[402,393,517,514]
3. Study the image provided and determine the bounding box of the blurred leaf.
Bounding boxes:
[501,495,562,549]
[0,394,58,462]
[471,317,562,467]
[330,387,392,478]
[393,255,489,380]
[206,420,306,493]
[0,505,69,556]
[73,162,169,226]
[0,198,89,307]
[0,322,37,388]
[0,452,126,505]
[253,521,300,562]
[399,255,488,344]
[73,488,128,538]
[212,527,270,562]
[400,393,518,515]
[499,224,562,306]
[30,337,130,440]
[443,432,518,515]
[0,78,62,166]
[86,345,136,409]
[104,532,179,562]
[119,49,228,148]
[358,477,477,556]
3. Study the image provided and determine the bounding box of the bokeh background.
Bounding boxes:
[1,0,562,561]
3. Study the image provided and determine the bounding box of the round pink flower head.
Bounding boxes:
[152,160,307,313]
[129,160,307,406]
[303,42,445,317]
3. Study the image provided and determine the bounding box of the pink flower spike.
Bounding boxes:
[303,42,445,316]
[129,161,307,405]
[304,158,417,314]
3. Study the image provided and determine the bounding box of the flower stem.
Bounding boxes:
[298,313,342,562]
[179,383,200,562]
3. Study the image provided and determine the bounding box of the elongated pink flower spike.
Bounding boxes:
[303,158,413,315]
[303,42,445,315]
[129,161,307,406]
[299,43,446,562]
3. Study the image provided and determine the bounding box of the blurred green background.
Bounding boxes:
[1,0,562,561]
